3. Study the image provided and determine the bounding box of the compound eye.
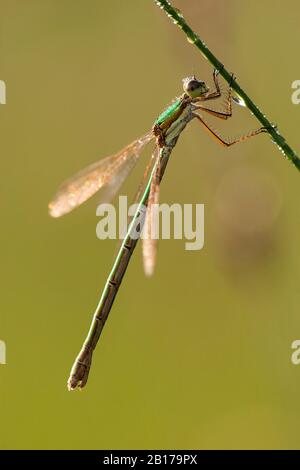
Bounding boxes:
[188,81,199,92]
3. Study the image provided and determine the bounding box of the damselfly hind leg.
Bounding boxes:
[193,113,268,147]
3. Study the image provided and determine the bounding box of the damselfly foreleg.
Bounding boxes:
[193,79,233,119]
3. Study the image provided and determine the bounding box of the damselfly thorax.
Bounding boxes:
[153,76,209,147]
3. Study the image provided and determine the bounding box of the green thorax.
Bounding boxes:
[155,98,182,126]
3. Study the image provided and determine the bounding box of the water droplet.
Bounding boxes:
[187,37,195,44]
[174,7,183,18]
[233,95,246,107]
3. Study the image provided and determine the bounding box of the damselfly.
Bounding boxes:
[49,70,268,390]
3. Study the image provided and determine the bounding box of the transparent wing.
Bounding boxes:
[49,132,154,217]
[132,146,158,208]
[142,147,161,277]
[111,145,158,260]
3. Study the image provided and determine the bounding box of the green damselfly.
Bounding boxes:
[49,70,268,390]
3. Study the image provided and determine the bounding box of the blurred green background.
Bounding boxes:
[1,0,300,450]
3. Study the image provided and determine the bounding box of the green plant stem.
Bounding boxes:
[155,0,300,171]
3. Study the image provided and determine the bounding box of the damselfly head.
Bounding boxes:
[182,76,209,98]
